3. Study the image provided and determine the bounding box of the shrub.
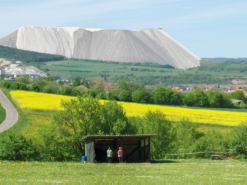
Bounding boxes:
[184,88,209,107]
[141,111,175,159]
[131,89,151,103]
[118,90,131,101]
[207,90,233,108]
[192,131,230,158]
[232,125,247,158]
[172,120,203,158]
[153,88,182,105]
[0,135,40,161]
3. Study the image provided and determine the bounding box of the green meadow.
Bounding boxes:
[0,160,246,185]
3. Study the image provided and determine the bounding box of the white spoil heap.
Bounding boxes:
[0,26,200,69]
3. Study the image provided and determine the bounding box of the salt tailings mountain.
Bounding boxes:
[0,26,200,69]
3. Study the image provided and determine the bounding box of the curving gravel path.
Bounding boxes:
[0,90,19,133]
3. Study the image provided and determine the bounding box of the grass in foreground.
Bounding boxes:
[0,160,246,185]
[10,90,247,126]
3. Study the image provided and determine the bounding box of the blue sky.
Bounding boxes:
[0,0,246,58]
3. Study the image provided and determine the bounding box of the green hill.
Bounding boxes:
[0,45,65,62]
[1,44,247,86]
[35,58,247,85]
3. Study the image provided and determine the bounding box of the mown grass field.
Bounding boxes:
[10,90,247,127]
[0,160,246,185]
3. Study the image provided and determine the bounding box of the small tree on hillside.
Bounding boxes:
[142,111,175,159]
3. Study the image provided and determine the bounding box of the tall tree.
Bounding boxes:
[184,88,209,107]
[54,97,103,151]
[101,101,130,135]
[231,90,246,102]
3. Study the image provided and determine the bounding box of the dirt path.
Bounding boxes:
[0,90,18,133]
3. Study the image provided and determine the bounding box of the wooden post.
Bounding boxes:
[148,137,151,162]
[139,140,141,162]
[143,139,146,162]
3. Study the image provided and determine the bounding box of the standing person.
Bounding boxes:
[117,146,124,163]
[107,147,113,163]
[81,154,87,164]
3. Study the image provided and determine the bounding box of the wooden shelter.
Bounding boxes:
[82,135,153,163]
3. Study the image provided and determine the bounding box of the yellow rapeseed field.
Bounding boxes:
[10,90,247,127]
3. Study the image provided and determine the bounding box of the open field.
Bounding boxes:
[34,59,247,85]
[10,90,247,127]
[0,160,246,185]
[37,59,176,84]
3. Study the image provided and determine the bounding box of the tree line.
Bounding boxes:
[2,78,247,109]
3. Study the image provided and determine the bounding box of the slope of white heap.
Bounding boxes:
[16,26,76,58]
[0,26,200,69]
